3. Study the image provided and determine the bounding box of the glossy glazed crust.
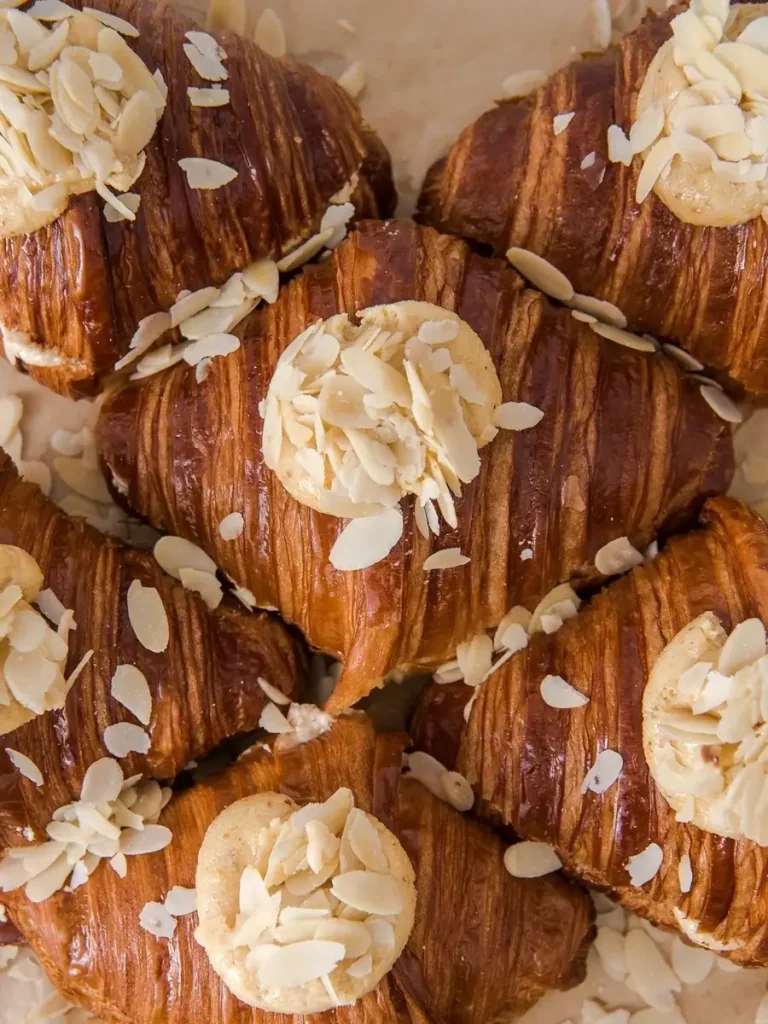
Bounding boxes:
[98,219,734,712]
[0,0,395,398]
[0,453,303,849]
[417,2,768,394]
[415,497,768,966]
[4,716,593,1024]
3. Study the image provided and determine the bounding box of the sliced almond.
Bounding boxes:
[178,156,237,189]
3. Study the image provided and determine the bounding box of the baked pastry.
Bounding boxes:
[0,451,302,847]
[98,219,734,712]
[2,714,594,1022]
[418,0,768,394]
[413,496,768,966]
[0,0,394,397]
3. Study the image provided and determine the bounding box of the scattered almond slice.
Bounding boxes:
[503,841,562,878]
[82,7,138,37]
[553,111,575,135]
[5,747,43,786]
[626,842,663,887]
[178,157,237,189]
[126,579,169,653]
[219,511,244,540]
[153,535,217,580]
[164,885,197,917]
[700,384,743,423]
[179,567,223,611]
[110,665,152,726]
[423,547,469,571]
[183,42,228,81]
[493,401,544,431]
[257,677,290,706]
[188,86,230,107]
[139,901,176,939]
[581,748,624,795]
[607,123,633,164]
[506,247,574,301]
[540,674,589,709]
[595,536,644,576]
[329,509,403,572]
[259,701,293,734]
[104,722,151,758]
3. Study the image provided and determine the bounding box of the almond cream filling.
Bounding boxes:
[634,0,768,226]
[194,787,416,1014]
[644,611,768,845]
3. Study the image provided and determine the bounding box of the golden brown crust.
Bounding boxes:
[0,0,395,398]
[417,3,768,394]
[98,219,734,712]
[416,497,768,966]
[4,716,593,1023]
[0,453,303,849]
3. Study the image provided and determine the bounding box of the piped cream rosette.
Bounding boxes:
[644,611,768,845]
[195,787,416,1014]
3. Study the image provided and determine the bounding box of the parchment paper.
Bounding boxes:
[1,0,766,1019]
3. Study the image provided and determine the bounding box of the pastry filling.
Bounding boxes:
[0,544,85,734]
[0,4,166,238]
[644,611,768,845]
[261,300,504,528]
[634,0,768,226]
[195,786,416,1014]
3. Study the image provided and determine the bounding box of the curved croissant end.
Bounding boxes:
[415,496,768,966]
[3,715,593,1024]
[417,6,768,394]
[98,219,733,713]
[0,0,395,397]
[0,453,303,849]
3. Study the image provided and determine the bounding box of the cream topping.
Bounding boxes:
[0,4,166,239]
[633,0,768,226]
[194,787,416,1014]
[644,611,768,845]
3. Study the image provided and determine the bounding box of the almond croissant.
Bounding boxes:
[414,496,768,966]
[3,715,593,1023]
[98,219,734,712]
[417,3,768,394]
[0,0,394,397]
[0,452,303,849]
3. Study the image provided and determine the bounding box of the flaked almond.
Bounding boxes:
[178,156,237,189]
[259,701,293,734]
[503,841,562,878]
[626,842,663,887]
[581,748,623,795]
[493,401,544,431]
[153,535,217,580]
[5,747,43,786]
[188,86,229,107]
[594,536,644,576]
[110,665,152,726]
[253,7,286,58]
[423,547,469,571]
[505,247,574,301]
[104,722,150,758]
[329,509,403,572]
[126,579,169,653]
[540,674,589,709]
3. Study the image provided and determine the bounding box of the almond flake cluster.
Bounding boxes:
[206,788,406,999]
[0,3,166,227]
[0,547,89,720]
[630,0,768,209]
[653,617,768,844]
[0,756,171,903]
[262,305,542,571]
[434,584,581,700]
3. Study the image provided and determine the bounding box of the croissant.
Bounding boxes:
[2,714,593,1023]
[0,451,302,848]
[98,218,733,712]
[413,496,768,966]
[0,0,394,397]
[417,1,768,394]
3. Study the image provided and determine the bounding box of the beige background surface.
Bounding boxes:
[0,0,767,1020]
